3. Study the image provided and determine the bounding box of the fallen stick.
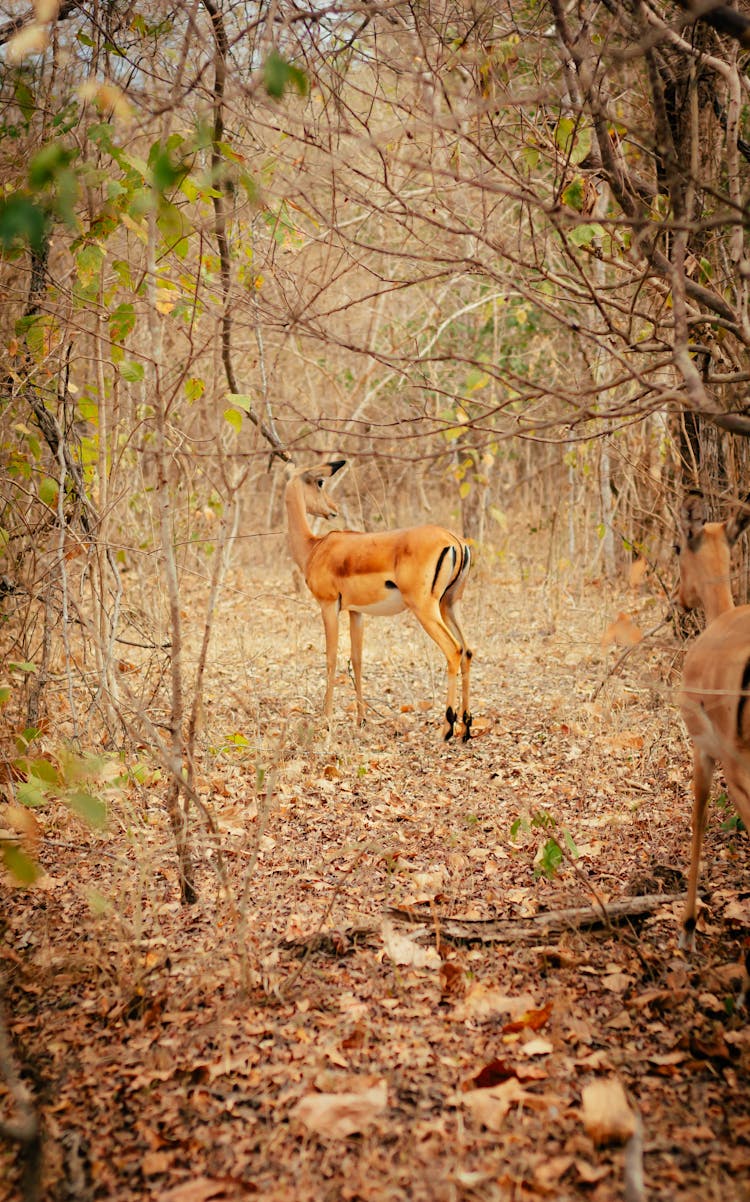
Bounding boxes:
[388,892,680,944]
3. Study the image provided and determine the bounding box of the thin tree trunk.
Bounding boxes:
[147,209,197,905]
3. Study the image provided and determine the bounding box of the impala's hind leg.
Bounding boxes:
[410,603,463,741]
[441,598,472,740]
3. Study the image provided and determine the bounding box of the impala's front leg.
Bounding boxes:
[349,610,366,726]
[680,746,714,952]
[319,601,340,728]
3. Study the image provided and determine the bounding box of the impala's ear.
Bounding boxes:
[726,492,750,546]
[328,459,347,478]
[680,490,707,548]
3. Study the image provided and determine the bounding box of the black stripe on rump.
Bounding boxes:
[431,544,454,595]
[738,657,750,740]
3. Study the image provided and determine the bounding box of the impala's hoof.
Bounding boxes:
[444,705,457,741]
[461,711,473,742]
[678,917,696,954]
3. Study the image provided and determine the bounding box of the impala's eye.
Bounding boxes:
[673,543,681,556]
[317,479,324,488]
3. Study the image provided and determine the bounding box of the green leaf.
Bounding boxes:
[226,393,253,413]
[561,177,584,211]
[66,791,107,828]
[510,817,525,840]
[0,685,11,704]
[26,757,60,786]
[0,194,47,253]
[16,778,49,808]
[563,829,579,858]
[184,377,205,402]
[555,117,574,150]
[14,78,35,123]
[16,726,40,752]
[156,201,191,258]
[87,121,115,150]
[465,368,489,393]
[28,142,73,189]
[9,661,36,675]
[76,243,105,286]
[120,360,144,383]
[111,259,133,289]
[264,50,308,99]
[148,139,187,193]
[2,843,41,885]
[109,302,136,342]
[38,476,58,507]
[224,407,242,432]
[569,222,606,247]
[555,118,591,166]
[535,838,563,880]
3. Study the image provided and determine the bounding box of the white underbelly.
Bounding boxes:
[350,590,406,616]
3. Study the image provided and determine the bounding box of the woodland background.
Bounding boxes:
[3,1,750,1199]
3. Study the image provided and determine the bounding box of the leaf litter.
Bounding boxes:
[2,546,750,1200]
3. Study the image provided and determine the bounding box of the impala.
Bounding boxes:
[285,460,473,741]
[676,490,750,960]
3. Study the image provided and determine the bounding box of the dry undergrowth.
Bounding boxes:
[2,533,750,1201]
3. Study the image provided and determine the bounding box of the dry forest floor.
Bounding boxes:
[2,532,750,1202]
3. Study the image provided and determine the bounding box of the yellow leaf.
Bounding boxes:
[78,80,133,123]
[7,23,48,63]
[120,212,147,242]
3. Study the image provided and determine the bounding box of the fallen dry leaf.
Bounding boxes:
[454,983,537,1022]
[519,1036,553,1057]
[380,920,441,969]
[534,1153,574,1192]
[160,1177,244,1202]
[291,1079,388,1138]
[460,1079,528,1131]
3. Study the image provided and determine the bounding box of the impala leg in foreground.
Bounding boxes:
[676,490,750,962]
[285,460,473,741]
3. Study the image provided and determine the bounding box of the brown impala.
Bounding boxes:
[285,460,473,741]
[675,490,750,975]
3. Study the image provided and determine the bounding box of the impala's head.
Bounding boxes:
[287,459,346,520]
[676,490,750,614]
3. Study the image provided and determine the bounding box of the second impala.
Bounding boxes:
[676,490,750,965]
[285,460,473,741]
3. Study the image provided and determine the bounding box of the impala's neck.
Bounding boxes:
[700,574,735,625]
[285,479,318,576]
[690,531,735,624]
